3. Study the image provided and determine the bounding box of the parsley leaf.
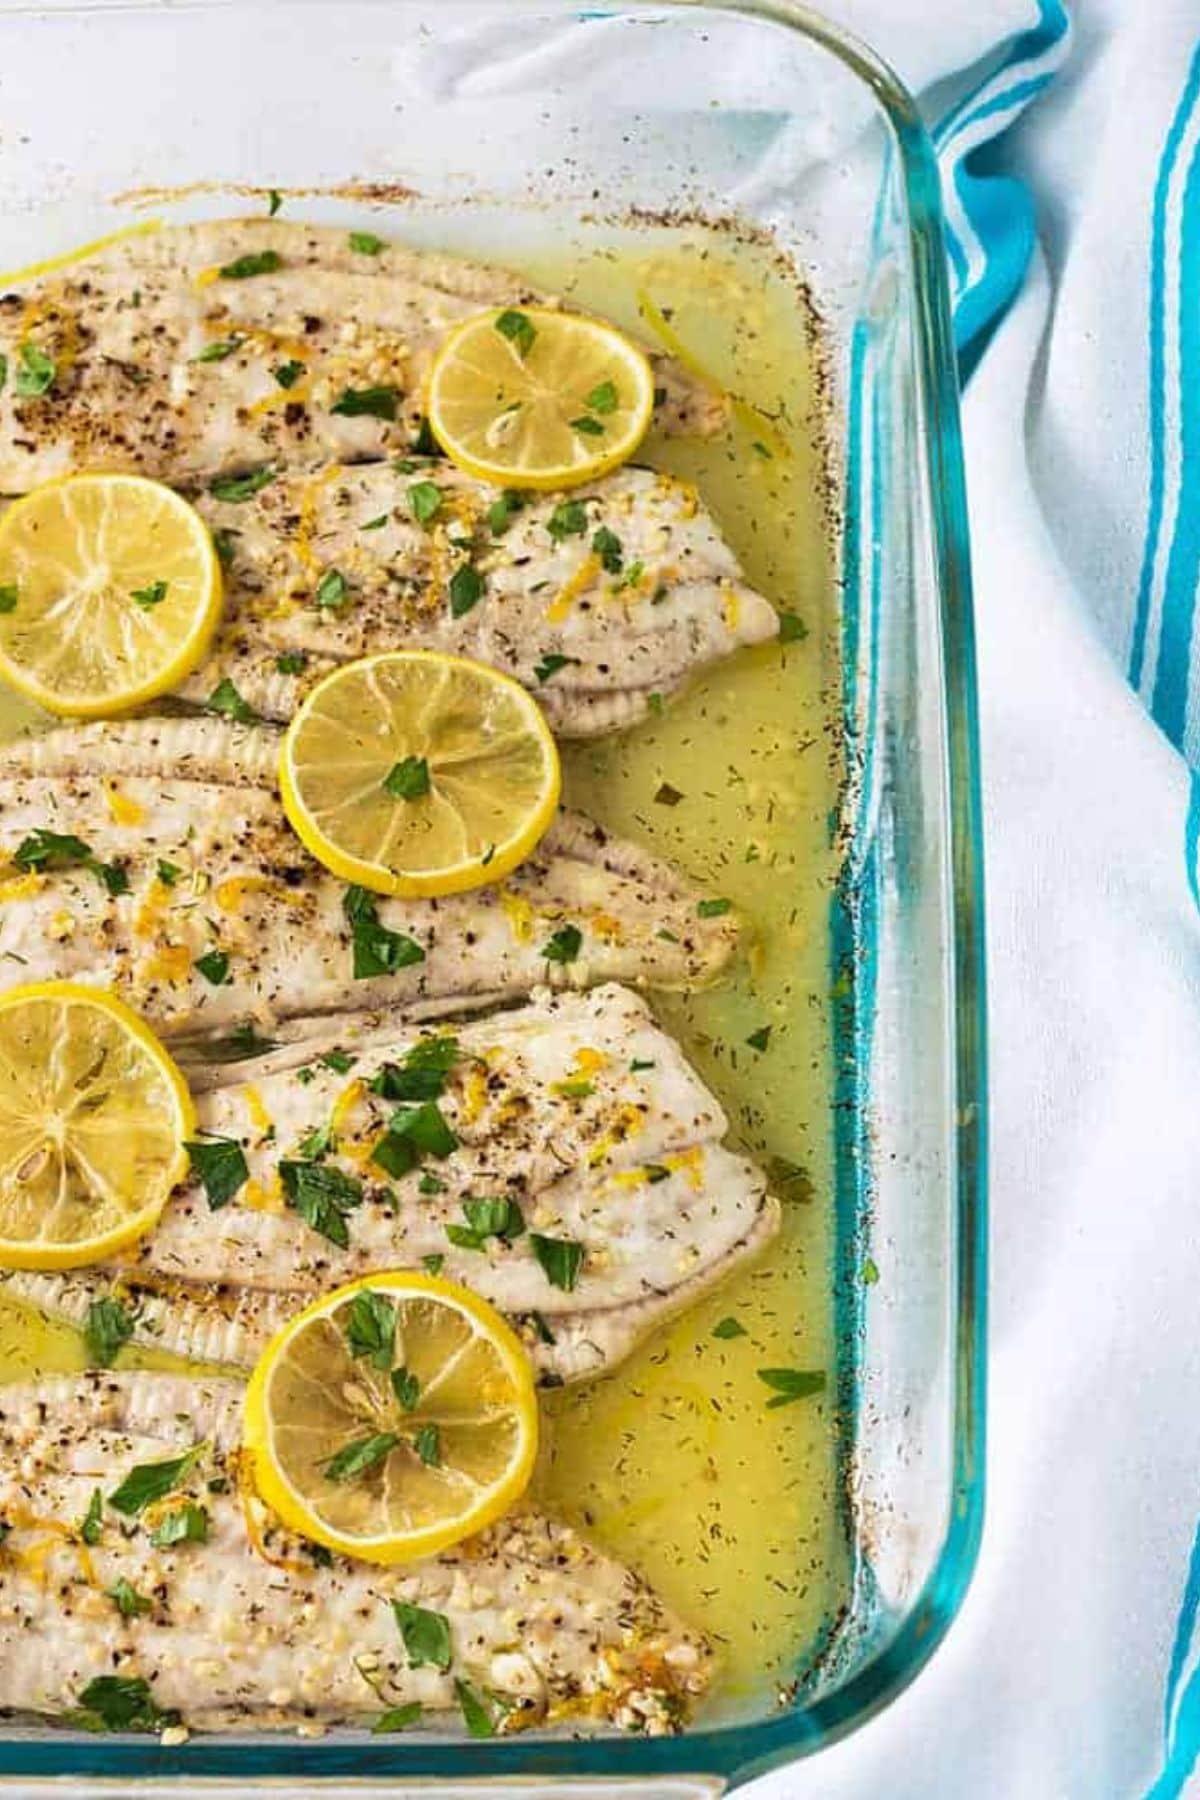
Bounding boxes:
[391,1366,420,1410]
[757,1368,825,1408]
[448,563,484,617]
[584,378,618,414]
[373,1703,423,1733]
[370,1034,458,1103]
[279,1158,364,1248]
[344,1288,396,1371]
[494,309,537,357]
[184,1135,249,1210]
[570,414,604,436]
[273,359,305,389]
[267,189,283,217]
[0,585,16,614]
[194,949,229,986]
[79,1488,103,1546]
[194,338,240,363]
[746,1026,772,1052]
[323,1431,400,1482]
[275,651,307,675]
[108,1445,203,1516]
[455,1677,504,1738]
[533,653,579,684]
[592,525,623,572]
[150,1503,209,1548]
[697,897,732,918]
[447,1195,524,1251]
[422,1253,445,1275]
[350,230,386,256]
[83,1296,135,1368]
[331,385,398,421]
[211,527,239,569]
[13,342,55,398]
[486,490,524,535]
[209,466,276,504]
[130,580,168,609]
[314,567,348,609]
[206,677,259,723]
[407,480,442,525]
[219,250,282,279]
[778,611,807,643]
[712,1316,747,1340]
[546,499,588,541]
[372,1099,458,1178]
[393,1600,452,1670]
[343,885,426,979]
[541,924,582,964]
[413,1422,441,1466]
[107,1578,152,1618]
[73,1676,174,1733]
[383,756,430,801]
[530,1233,584,1292]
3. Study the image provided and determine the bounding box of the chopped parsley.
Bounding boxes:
[486,490,524,535]
[570,414,604,436]
[83,1296,135,1368]
[212,527,239,569]
[206,678,259,723]
[534,652,579,684]
[455,1677,505,1738]
[296,1122,332,1161]
[383,756,430,801]
[757,1368,826,1408]
[391,1366,420,1410]
[778,611,807,643]
[280,1158,364,1248]
[373,1703,423,1733]
[370,1034,458,1103]
[331,385,398,421]
[584,378,618,414]
[209,465,276,503]
[530,1233,584,1292]
[275,651,307,674]
[541,924,582,964]
[344,1288,396,1371]
[273,359,305,389]
[12,829,127,898]
[529,1310,556,1345]
[130,579,168,609]
[644,1163,670,1184]
[392,1600,452,1670]
[267,189,283,217]
[320,1048,355,1075]
[194,338,240,363]
[150,1503,209,1548]
[349,230,385,255]
[448,563,484,617]
[219,250,283,279]
[413,1422,441,1467]
[194,949,230,986]
[746,1026,772,1052]
[13,342,56,398]
[0,585,16,614]
[555,1078,593,1100]
[422,1253,445,1276]
[314,567,348,609]
[407,480,442,525]
[323,1432,400,1482]
[108,1445,203,1517]
[592,525,623,572]
[654,782,683,807]
[697,897,732,918]
[446,1195,524,1251]
[493,309,537,358]
[711,1316,747,1341]
[107,1578,152,1618]
[343,884,425,979]
[361,513,390,531]
[72,1676,174,1733]
[184,1135,249,1209]
[372,1099,458,1179]
[79,1489,103,1546]
[546,498,588,541]
[0,353,6,393]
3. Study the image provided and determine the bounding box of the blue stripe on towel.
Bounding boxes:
[1128,48,1200,690]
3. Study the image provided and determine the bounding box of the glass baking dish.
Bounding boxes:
[0,0,986,1789]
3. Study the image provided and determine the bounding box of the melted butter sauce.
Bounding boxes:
[0,217,846,1719]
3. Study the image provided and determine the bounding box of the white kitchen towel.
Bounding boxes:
[748,2,1200,1798]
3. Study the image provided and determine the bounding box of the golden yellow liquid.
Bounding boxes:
[0,220,847,1718]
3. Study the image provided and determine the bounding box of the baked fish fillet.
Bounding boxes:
[178,460,777,736]
[0,1371,710,1735]
[0,219,725,492]
[5,984,779,1383]
[0,718,737,1040]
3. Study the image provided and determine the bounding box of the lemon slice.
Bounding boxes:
[0,981,194,1270]
[279,650,561,898]
[243,1272,538,1565]
[427,305,654,489]
[0,473,222,717]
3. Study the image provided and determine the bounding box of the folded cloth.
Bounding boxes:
[751,2,1200,1797]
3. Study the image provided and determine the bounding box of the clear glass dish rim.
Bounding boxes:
[0,0,988,1786]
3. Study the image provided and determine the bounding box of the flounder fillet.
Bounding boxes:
[0,718,737,1041]
[4,985,779,1383]
[0,219,725,492]
[0,1371,710,1734]
[181,460,778,735]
